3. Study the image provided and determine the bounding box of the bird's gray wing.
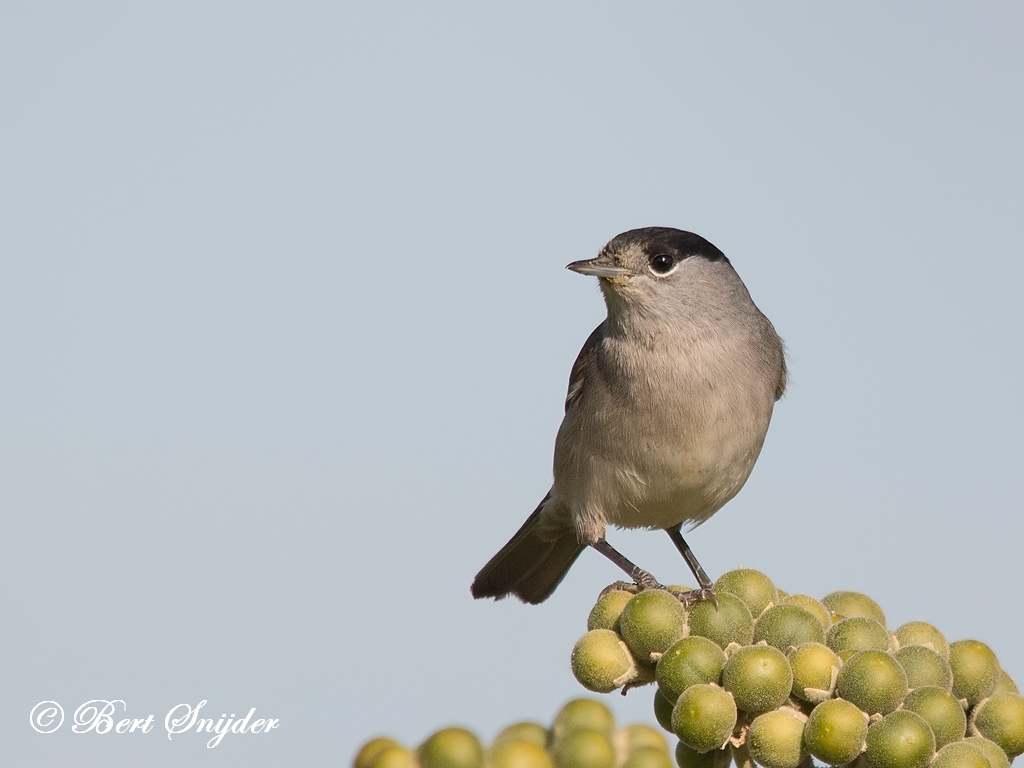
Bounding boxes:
[565,322,606,413]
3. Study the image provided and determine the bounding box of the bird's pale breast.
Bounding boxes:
[552,327,778,538]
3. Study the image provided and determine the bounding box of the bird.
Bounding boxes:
[471,227,786,605]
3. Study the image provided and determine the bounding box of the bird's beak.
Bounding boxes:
[566,258,632,278]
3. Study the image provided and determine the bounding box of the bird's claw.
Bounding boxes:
[668,586,717,609]
[598,571,717,609]
[599,569,665,599]
[599,581,641,598]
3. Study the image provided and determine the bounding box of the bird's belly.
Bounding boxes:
[555,400,771,535]
[602,433,763,530]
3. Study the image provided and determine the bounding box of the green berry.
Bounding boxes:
[488,741,554,768]
[652,690,674,733]
[893,644,953,691]
[949,639,1000,707]
[821,590,886,625]
[671,683,737,753]
[673,742,731,768]
[619,591,688,663]
[588,590,634,632]
[788,642,841,703]
[994,669,1019,695]
[962,737,1011,768]
[746,708,808,768]
[355,738,403,768]
[862,710,935,768]
[782,594,831,630]
[803,698,868,766]
[901,686,966,749]
[551,728,615,768]
[621,746,673,768]
[714,568,777,617]
[963,736,1011,768]
[686,592,754,649]
[754,604,826,651]
[493,723,548,749]
[552,699,615,744]
[826,617,890,654]
[655,636,726,704]
[721,644,793,713]
[418,728,484,768]
[571,629,638,693]
[617,723,669,756]
[893,621,949,659]
[836,649,908,715]
[370,746,418,768]
[970,692,1024,758]
[929,741,990,768]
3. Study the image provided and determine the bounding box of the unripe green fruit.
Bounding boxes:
[655,636,726,704]
[619,591,688,663]
[673,742,730,768]
[826,617,890,654]
[588,590,634,632]
[803,698,869,766]
[671,684,737,753]
[788,642,841,703]
[355,737,403,768]
[419,728,484,768]
[746,708,808,768]
[994,669,1019,695]
[862,710,935,768]
[949,639,1000,706]
[551,728,614,768]
[488,741,554,768]
[782,594,831,630]
[621,746,673,768]
[970,692,1024,758]
[929,741,990,768]
[893,645,953,691]
[754,604,826,651]
[652,690,674,733]
[714,568,777,618]
[893,621,949,659]
[371,746,417,768]
[617,723,668,757]
[721,644,793,713]
[835,650,908,715]
[552,699,615,744]
[571,629,637,693]
[963,736,1011,768]
[901,686,966,749]
[686,592,754,649]
[821,590,886,625]
[493,723,548,749]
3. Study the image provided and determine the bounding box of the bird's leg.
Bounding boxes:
[665,524,717,606]
[590,539,664,597]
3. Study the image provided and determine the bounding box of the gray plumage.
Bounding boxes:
[472,227,786,604]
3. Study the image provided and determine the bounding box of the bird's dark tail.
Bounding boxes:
[471,496,585,605]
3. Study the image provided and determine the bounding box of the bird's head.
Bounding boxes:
[566,227,734,319]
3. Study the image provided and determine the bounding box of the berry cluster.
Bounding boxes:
[353,698,674,768]
[571,568,1022,767]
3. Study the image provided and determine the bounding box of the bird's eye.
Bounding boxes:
[648,253,677,275]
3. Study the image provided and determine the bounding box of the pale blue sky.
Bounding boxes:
[2,3,1022,766]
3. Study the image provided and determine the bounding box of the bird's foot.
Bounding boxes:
[668,586,718,609]
[598,580,641,598]
[598,568,666,599]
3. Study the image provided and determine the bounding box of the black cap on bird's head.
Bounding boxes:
[566,227,729,281]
